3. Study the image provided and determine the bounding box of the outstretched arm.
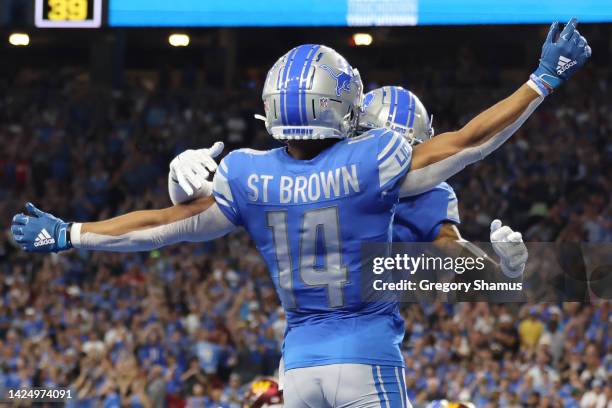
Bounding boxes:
[401,18,590,197]
[11,197,236,253]
[401,83,543,196]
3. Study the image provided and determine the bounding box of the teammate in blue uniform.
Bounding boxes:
[359,86,527,278]
[11,20,591,408]
[359,87,462,244]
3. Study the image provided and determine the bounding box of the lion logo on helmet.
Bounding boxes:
[319,64,353,97]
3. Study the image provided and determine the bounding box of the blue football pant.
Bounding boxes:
[283,364,413,408]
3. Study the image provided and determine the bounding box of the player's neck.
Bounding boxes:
[286,139,340,160]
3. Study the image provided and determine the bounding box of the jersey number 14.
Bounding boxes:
[267,207,348,309]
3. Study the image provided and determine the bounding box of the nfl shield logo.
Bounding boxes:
[319,97,329,108]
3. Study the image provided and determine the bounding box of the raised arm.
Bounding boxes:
[402,83,543,196]
[11,197,236,253]
[401,18,590,197]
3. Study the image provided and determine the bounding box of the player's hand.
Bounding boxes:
[169,141,224,197]
[531,18,591,95]
[10,202,71,253]
[490,219,528,278]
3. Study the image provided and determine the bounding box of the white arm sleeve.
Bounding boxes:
[400,84,545,197]
[168,173,190,205]
[70,203,236,252]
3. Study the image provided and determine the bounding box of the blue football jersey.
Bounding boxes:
[392,182,460,243]
[212,129,411,369]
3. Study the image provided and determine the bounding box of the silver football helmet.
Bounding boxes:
[261,44,363,140]
[359,86,434,144]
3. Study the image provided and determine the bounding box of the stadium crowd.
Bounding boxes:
[0,59,610,408]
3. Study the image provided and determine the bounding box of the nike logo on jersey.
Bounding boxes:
[34,229,55,247]
[247,165,361,204]
[556,55,576,75]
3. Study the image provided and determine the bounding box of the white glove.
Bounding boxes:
[168,142,224,203]
[490,219,528,278]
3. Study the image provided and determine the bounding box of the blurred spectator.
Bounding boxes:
[519,308,544,350]
[147,365,166,408]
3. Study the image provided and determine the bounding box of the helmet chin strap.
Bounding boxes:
[254,114,267,123]
[254,113,271,135]
[428,114,435,138]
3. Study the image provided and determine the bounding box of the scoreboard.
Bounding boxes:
[108,0,612,26]
[31,0,612,28]
[35,0,102,28]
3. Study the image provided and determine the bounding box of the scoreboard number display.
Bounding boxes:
[35,0,102,28]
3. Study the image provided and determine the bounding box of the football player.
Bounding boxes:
[170,87,529,279]
[11,20,590,408]
[243,377,283,408]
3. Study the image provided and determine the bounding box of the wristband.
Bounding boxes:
[70,223,82,247]
[528,74,554,97]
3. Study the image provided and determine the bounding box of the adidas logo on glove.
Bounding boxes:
[34,229,56,247]
[556,55,577,75]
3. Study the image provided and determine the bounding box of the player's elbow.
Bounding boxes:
[160,196,216,225]
[180,196,216,216]
[434,223,462,242]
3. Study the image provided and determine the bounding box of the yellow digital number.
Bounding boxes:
[47,0,88,21]
[67,0,87,20]
[48,0,66,20]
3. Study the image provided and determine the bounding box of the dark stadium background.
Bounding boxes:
[0,9,610,408]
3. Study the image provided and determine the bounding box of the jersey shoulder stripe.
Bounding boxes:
[377,131,401,161]
[376,131,412,190]
[212,152,246,225]
[214,163,233,202]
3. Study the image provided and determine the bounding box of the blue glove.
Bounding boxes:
[531,18,592,95]
[11,202,72,253]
